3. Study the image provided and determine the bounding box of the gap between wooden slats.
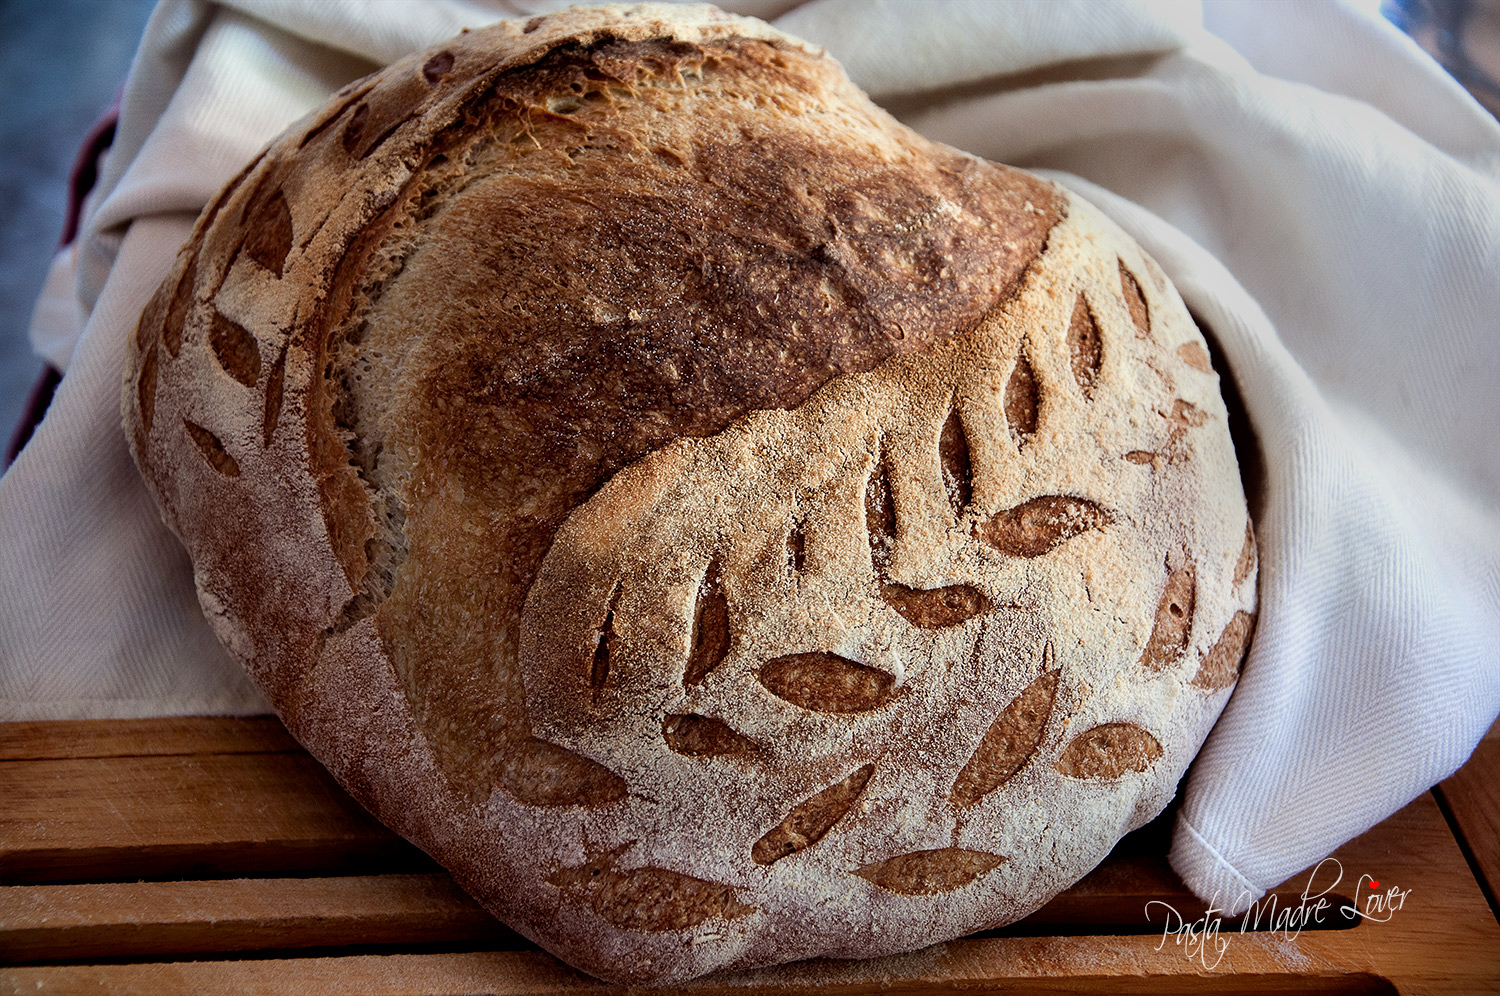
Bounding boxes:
[1434,719,1500,924]
[0,866,1209,964]
[0,752,433,884]
[0,875,518,963]
[5,796,1476,992]
[3,719,1497,991]
[0,870,1358,966]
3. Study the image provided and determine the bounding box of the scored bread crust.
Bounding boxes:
[122,4,1256,984]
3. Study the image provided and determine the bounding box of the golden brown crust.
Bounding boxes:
[122,4,1255,984]
[329,29,1061,807]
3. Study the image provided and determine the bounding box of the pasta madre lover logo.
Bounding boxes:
[1146,858,1411,970]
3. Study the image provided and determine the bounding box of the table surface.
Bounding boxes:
[1,716,1496,995]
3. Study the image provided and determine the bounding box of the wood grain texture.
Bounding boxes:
[0,752,427,883]
[0,716,295,760]
[0,875,515,962]
[1436,723,1500,923]
[0,955,1403,995]
[0,718,1497,993]
[0,858,1224,966]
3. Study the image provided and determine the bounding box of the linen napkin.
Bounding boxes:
[1,0,1496,918]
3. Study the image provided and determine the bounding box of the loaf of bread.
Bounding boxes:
[123,4,1256,983]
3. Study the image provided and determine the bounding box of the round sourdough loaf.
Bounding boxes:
[123,3,1256,983]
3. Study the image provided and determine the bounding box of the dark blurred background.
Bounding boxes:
[1389,0,1500,117]
[0,0,154,453]
[0,0,1494,460]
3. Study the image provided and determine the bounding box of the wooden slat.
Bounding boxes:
[0,728,1342,951]
[0,795,1474,994]
[0,716,296,761]
[0,952,1403,996]
[2,719,1498,993]
[0,859,1198,965]
[3,795,1494,992]
[0,753,429,883]
[1436,727,1500,922]
[0,854,1352,964]
[0,875,516,963]
[1011,856,1333,932]
[0,719,1202,926]
[0,862,1199,965]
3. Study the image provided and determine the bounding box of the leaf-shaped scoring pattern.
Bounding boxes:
[160,258,196,357]
[1166,398,1207,427]
[684,565,730,687]
[498,737,626,808]
[590,585,620,702]
[880,582,990,629]
[752,764,874,865]
[974,495,1109,558]
[241,188,293,277]
[263,343,287,446]
[1234,523,1257,588]
[951,670,1058,809]
[787,522,807,574]
[183,419,239,478]
[1140,563,1195,670]
[1055,723,1162,779]
[1120,259,1150,338]
[209,311,261,387]
[1067,293,1102,398]
[422,50,454,85]
[854,847,1006,895]
[549,846,755,932]
[1004,349,1039,442]
[759,653,896,713]
[662,714,759,756]
[136,343,158,437]
[1191,611,1255,691]
[865,454,896,573]
[340,82,423,162]
[939,406,972,518]
[342,103,370,154]
[134,260,174,356]
[1177,341,1212,373]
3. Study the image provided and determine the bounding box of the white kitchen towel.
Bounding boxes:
[1,0,1496,918]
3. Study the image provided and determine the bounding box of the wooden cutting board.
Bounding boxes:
[1,716,1496,994]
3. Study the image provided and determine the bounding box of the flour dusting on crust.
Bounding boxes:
[122,4,1255,984]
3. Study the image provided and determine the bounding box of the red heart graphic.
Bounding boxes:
[1370,880,1380,888]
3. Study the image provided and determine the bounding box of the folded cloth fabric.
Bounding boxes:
[2,0,1496,918]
